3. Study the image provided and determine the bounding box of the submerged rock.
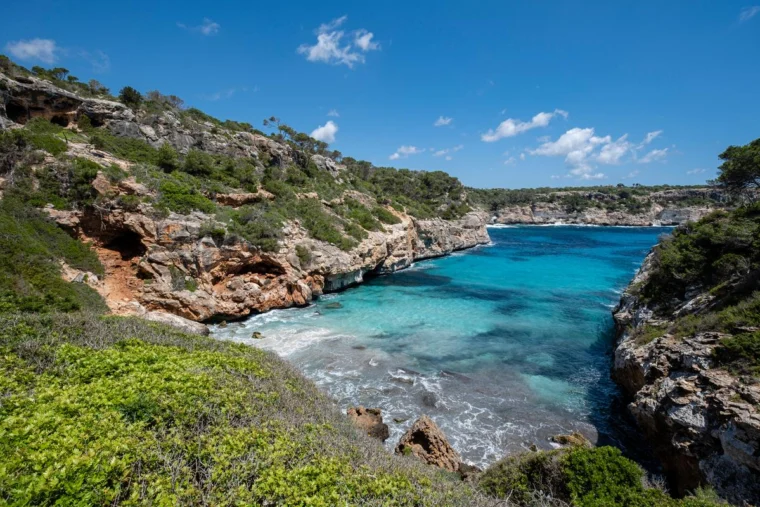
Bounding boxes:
[550,432,591,447]
[251,331,263,339]
[395,415,461,472]
[347,406,390,442]
[324,302,343,309]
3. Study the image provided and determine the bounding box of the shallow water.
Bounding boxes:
[211,225,670,467]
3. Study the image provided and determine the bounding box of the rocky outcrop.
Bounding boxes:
[0,73,133,128]
[347,406,390,442]
[395,415,463,473]
[612,254,760,504]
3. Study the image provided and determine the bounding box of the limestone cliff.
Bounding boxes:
[489,189,727,226]
[0,70,489,324]
[612,253,760,504]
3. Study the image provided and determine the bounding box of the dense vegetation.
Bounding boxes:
[630,138,760,377]
[479,445,721,507]
[468,184,725,215]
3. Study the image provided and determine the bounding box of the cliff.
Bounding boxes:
[611,208,760,504]
[470,187,730,226]
[0,69,489,326]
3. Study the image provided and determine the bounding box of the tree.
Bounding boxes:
[49,67,69,81]
[88,79,109,96]
[716,138,760,201]
[118,86,143,109]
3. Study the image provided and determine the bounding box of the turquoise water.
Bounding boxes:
[211,225,670,467]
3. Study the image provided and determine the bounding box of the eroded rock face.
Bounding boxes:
[347,406,390,442]
[491,189,725,226]
[395,415,462,472]
[612,255,760,504]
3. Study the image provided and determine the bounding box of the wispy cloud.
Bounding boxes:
[178,18,220,36]
[298,16,380,68]
[202,86,254,101]
[390,145,424,160]
[638,148,668,164]
[481,109,568,142]
[622,170,640,179]
[327,109,340,117]
[687,168,706,175]
[740,6,760,22]
[80,50,110,72]
[434,116,453,127]
[311,120,339,143]
[5,38,58,64]
[432,144,463,159]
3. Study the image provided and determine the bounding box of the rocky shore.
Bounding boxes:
[612,253,760,504]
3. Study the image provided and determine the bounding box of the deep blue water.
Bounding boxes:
[212,225,670,467]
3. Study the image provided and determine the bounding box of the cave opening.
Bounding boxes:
[50,114,70,127]
[5,101,28,124]
[104,231,147,261]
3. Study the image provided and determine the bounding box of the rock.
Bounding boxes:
[395,415,462,472]
[347,406,390,442]
[550,432,591,447]
[142,311,210,336]
[457,462,482,482]
[252,331,263,339]
[216,190,274,207]
[219,320,227,328]
[393,417,409,424]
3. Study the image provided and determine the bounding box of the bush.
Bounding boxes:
[0,312,486,506]
[295,244,312,265]
[373,206,401,225]
[227,205,284,252]
[90,130,158,164]
[198,220,226,245]
[118,86,142,108]
[156,143,179,172]
[158,179,215,214]
[714,331,760,376]
[182,149,214,176]
[0,199,105,313]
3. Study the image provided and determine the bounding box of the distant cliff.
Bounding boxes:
[611,206,760,504]
[470,187,730,226]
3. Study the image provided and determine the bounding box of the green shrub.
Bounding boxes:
[295,245,312,265]
[103,163,128,183]
[156,143,179,172]
[714,331,760,376]
[116,194,141,211]
[226,205,284,252]
[373,206,401,224]
[0,312,484,506]
[0,199,105,313]
[343,198,383,231]
[118,86,142,108]
[182,149,214,176]
[90,130,158,164]
[158,179,215,214]
[25,117,64,135]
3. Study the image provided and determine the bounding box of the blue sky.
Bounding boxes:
[2,1,759,188]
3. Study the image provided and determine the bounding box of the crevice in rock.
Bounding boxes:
[103,231,147,261]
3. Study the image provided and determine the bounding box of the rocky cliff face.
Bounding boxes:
[1,71,490,324]
[48,195,489,323]
[612,255,760,504]
[492,194,719,226]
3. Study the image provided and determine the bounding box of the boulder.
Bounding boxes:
[395,415,461,472]
[142,310,210,336]
[550,432,591,447]
[347,406,390,442]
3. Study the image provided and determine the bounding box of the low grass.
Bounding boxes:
[0,312,487,506]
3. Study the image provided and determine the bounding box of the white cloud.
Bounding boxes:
[327,109,340,117]
[354,29,380,51]
[520,153,526,161]
[433,144,463,157]
[445,156,452,161]
[5,38,58,64]
[597,135,631,165]
[298,16,379,68]
[434,116,453,127]
[622,170,640,179]
[641,130,662,146]
[740,6,760,22]
[504,156,516,166]
[311,120,339,143]
[178,18,220,35]
[687,168,706,175]
[390,145,424,160]
[638,148,668,164]
[529,127,611,179]
[481,109,568,142]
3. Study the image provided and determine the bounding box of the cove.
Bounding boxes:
[211,225,671,467]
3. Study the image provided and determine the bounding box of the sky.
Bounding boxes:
[2,1,759,189]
